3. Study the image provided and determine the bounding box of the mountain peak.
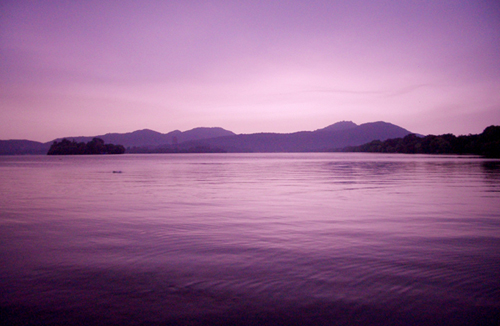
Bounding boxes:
[181,127,235,141]
[317,121,358,132]
[129,129,163,135]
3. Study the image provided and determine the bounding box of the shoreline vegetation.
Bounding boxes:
[341,126,500,158]
[47,138,125,155]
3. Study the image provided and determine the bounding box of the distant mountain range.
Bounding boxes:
[167,121,412,153]
[51,127,235,148]
[0,121,413,155]
[0,140,52,155]
[0,127,235,155]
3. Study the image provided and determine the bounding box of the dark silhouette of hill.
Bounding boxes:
[315,120,358,132]
[0,121,414,154]
[51,127,235,149]
[0,128,234,155]
[342,125,500,158]
[0,140,50,155]
[167,121,412,153]
[47,138,125,155]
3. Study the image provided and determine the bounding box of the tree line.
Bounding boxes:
[47,138,125,155]
[342,125,500,158]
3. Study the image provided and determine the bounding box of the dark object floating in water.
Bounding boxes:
[112,171,122,173]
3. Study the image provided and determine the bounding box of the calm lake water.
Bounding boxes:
[1,153,499,325]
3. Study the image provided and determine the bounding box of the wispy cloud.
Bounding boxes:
[1,0,499,140]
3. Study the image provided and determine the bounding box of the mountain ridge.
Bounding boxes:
[0,121,413,154]
[50,127,236,148]
[170,121,412,153]
[315,120,358,132]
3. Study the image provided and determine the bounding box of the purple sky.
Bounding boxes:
[1,0,499,142]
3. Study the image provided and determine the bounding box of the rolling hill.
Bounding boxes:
[0,121,413,154]
[51,127,236,149]
[171,121,412,153]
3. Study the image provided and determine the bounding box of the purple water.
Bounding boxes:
[1,153,499,325]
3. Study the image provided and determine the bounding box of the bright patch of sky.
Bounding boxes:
[1,0,499,141]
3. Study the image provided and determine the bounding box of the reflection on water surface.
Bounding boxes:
[1,153,499,325]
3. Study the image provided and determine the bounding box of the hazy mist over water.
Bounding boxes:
[1,153,499,325]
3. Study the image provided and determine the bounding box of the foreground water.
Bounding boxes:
[1,153,499,325]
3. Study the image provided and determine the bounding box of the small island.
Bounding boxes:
[47,138,125,155]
